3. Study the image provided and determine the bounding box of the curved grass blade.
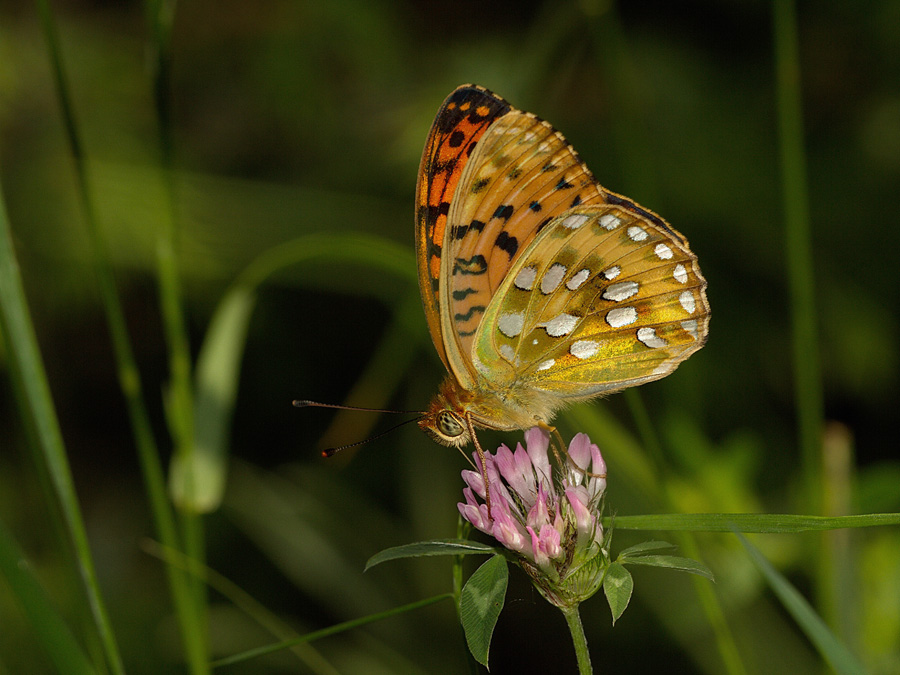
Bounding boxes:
[736,532,866,675]
[171,232,415,512]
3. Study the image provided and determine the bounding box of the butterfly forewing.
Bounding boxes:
[472,205,710,397]
[441,109,609,379]
[415,86,511,371]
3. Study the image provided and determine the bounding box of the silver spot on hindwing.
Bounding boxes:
[515,265,538,290]
[498,311,524,337]
[570,340,599,359]
[566,269,590,291]
[637,327,668,349]
[606,307,637,328]
[541,263,567,294]
[542,313,579,336]
[602,281,639,302]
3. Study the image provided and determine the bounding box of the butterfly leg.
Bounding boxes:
[465,413,493,519]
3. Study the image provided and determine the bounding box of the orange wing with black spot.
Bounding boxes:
[415,85,510,370]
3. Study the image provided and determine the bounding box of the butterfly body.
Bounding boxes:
[415,85,710,450]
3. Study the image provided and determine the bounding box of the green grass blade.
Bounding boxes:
[610,512,900,533]
[774,0,824,512]
[171,232,416,512]
[736,532,867,675]
[0,519,97,675]
[0,167,123,674]
[210,594,454,668]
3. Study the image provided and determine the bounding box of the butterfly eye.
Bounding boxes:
[438,411,465,438]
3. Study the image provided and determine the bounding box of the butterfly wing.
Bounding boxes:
[471,204,710,397]
[415,85,510,373]
[429,88,618,387]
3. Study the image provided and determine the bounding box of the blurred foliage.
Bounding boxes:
[1,0,899,673]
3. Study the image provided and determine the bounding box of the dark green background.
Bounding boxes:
[1,1,898,672]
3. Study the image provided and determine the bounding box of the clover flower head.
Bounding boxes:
[458,428,610,608]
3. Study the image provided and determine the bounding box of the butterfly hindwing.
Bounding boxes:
[471,204,710,397]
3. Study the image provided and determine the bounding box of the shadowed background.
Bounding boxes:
[1,0,899,673]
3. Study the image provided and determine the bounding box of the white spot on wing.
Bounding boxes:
[654,243,673,260]
[627,226,648,242]
[599,214,620,230]
[499,344,516,361]
[602,281,639,302]
[673,264,688,284]
[606,307,637,328]
[542,313,579,337]
[679,291,696,314]
[514,265,537,290]
[681,319,699,339]
[570,340,599,360]
[536,358,555,371]
[561,214,589,229]
[637,327,668,349]
[603,266,621,280]
[566,269,590,291]
[498,311,524,337]
[541,263,567,294]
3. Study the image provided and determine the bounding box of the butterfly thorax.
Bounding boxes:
[419,376,562,447]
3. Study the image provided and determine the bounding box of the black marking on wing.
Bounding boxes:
[541,162,558,173]
[454,306,486,322]
[453,255,488,275]
[555,176,575,190]
[448,130,465,147]
[508,166,522,180]
[570,194,582,207]
[453,288,477,300]
[495,231,519,259]
[472,177,491,194]
[452,219,486,240]
[605,193,681,241]
[493,204,514,221]
[529,201,542,212]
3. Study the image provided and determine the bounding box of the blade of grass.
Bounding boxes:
[210,594,454,668]
[0,519,97,675]
[170,231,416,512]
[609,513,900,532]
[142,540,341,675]
[142,0,209,665]
[0,166,123,673]
[33,0,208,670]
[736,532,867,675]
[773,0,828,632]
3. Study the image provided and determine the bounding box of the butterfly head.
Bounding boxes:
[417,378,475,447]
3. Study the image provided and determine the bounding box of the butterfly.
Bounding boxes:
[414,84,710,462]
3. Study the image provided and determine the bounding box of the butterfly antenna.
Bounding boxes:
[293,400,422,415]
[318,416,422,458]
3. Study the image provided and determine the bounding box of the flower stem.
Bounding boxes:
[562,605,594,675]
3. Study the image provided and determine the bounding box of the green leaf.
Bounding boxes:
[623,555,715,581]
[603,562,633,625]
[608,512,900,533]
[171,285,256,512]
[460,555,508,668]
[365,539,497,571]
[617,540,676,558]
[736,533,867,675]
